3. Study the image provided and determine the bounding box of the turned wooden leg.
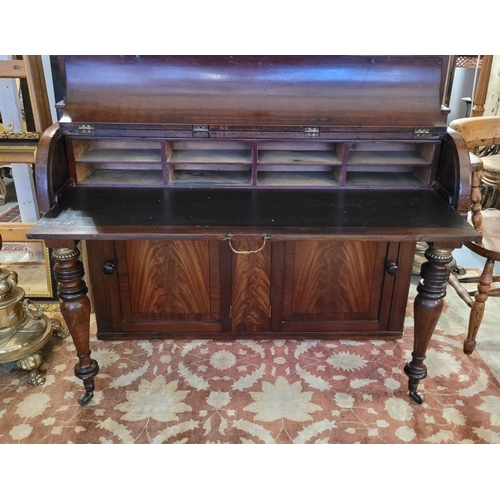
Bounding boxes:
[404,245,452,404]
[52,246,99,406]
[464,258,495,355]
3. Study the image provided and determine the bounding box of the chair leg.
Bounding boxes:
[464,258,495,354]
[448,272,474,307]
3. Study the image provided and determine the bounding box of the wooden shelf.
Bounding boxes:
[348,151,431,166]
[170,170,251,185]
[169,149,252,164]
[80,169,163,186]
[68,138,440,190]
[258,150,341,165]
[347,171,425,187]
[77,148,161,163]
[258,171,339,187]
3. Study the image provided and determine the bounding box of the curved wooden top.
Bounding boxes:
[59,55,449,130]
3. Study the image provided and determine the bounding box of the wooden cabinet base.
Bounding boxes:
[86,238,415,341]
[49,241,453,406]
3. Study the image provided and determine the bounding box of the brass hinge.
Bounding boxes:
[78,125,94,134]
[193,125,209,137]
[303,127,320,137]
[414,128,430,136]
[414,128,440,139]
[229,305,232,318]
[269,305,272,318]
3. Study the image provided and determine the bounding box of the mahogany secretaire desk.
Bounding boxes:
[28,56,479,406]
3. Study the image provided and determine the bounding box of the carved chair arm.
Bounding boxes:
[449,117,500,236]
[449,116,500,150]
[469,152,484,235]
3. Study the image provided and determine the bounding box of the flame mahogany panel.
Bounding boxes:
[280,240,394,332]
[112,240,222,331]
[230,238,271,333]
[290,241,381,315]
[125,240,211,314]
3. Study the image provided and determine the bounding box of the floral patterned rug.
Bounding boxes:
[1,279,500,444]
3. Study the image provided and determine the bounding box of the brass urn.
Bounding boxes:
[0,260,66,385]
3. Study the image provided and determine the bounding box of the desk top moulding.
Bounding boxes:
[28,55,479,406]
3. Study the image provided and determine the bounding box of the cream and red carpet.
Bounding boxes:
[1,279,500,444]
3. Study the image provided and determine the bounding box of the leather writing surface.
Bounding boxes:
[29,187,479,243]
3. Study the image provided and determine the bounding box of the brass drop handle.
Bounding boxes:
[385,261,398,275]
[23,299,43,320]
[226,234,271,255]
[103,261,116,275]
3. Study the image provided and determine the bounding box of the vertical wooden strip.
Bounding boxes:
[24,55,53,132]
[86,240,121,333]
[388,241,416,332]
[251,141,258,186]
[161,140,169,185]
[367,242,392,319]
[282,241,296,318]
[270,241,285,332]
[377,241,400,329]
[472,55,493,117]
[209,241,221,319]
[340,141,350,185]
[231,237,271,333]
[219,240,233,331]
[65,139,79,182]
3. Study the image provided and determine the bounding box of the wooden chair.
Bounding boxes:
[448,116,500,354]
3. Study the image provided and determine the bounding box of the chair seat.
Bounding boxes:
[466,208,500,260]
[482,155,500,186]
[482,155,500,173]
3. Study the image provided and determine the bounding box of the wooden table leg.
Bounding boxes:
[404,245,452,404]
[52,246,99,406]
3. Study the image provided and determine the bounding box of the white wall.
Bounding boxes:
[484,55,500,116]
[41,55,57,124]
[447,67,477,124]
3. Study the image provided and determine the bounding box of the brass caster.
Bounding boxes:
[409,390,423,405]
[78,391,94,406]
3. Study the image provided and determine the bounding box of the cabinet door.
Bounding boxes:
[87,240,223,338]
[275,240,409,337]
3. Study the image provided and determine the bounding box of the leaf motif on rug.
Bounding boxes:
[1,292,500,443]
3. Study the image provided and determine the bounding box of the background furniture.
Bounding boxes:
[0,55,52,220]
[0,235,67,385]
[0,55,56,298]
[448,116,500,355]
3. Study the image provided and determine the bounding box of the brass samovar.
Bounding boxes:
[0,236,66,385]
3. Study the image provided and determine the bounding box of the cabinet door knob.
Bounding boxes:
[102,261,116,275]
[385,261,398,275]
